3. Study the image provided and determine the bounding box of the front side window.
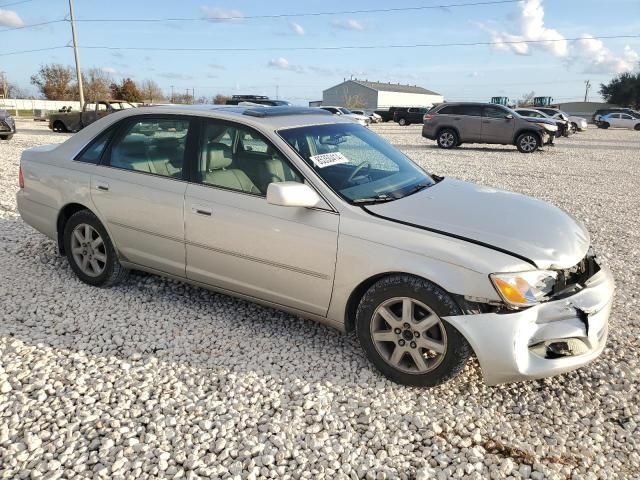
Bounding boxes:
[621,114,632,120]
[108,118,189,178]
[484,106,510,118]
[198,121,302,195]
[279,123,434,204]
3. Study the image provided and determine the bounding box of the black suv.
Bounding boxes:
[393,107,429,126]
[226,95,291,106]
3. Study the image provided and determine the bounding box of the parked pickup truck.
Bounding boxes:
[48,100,135,133]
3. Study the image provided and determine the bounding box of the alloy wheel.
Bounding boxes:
[520,135,537,152]
[370,297,447,374]
[439,132,455,148]
[70,223,107,277]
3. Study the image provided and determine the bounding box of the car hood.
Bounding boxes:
[366,178,590,269]
[520,116,557,126]
[346,114,368,121]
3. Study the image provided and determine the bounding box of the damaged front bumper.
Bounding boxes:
[445,265,614,385]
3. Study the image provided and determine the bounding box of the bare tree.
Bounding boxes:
[518,91,536,107]
[140,79,164,104]
[83,68,113,101]
[30,64,75,100]
[213,94,230,104]
[344,95,367,109]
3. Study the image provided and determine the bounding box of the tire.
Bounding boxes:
[634,124,640,131]
[436,128,458,149]
[0,134,12,140]
[516,132,540,153]
[53,120,67,133]
[599,122,610,129]
[63,210,128,287]
[356,275,472,387]
[398,118,407,126]
[570,123,578,134]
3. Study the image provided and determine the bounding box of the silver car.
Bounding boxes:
[16,105,614,387]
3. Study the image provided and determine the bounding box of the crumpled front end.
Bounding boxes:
[444,261,614,385]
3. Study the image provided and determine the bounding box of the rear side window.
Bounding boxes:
[437,105,456,115]
[75,129,114,164]
[483,106,510,118]
[107,118,190,179]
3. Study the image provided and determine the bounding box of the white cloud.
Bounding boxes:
[480,0,567,57]
[480,0,638,74]
[267,57,305,73]
[201,6,243,22]
[101,67,117,74]
[573,35,639,74]
[0,9,24,28]
[290,22,304,35]
[332,19,365,31]
[468,71,479,78]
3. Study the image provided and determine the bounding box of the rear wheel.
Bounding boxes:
[570,122,578,134]
[516,132,540,153]
[599,122,610,129]
[436,129,458,149]
[398,118,407,126]
[0,134,12,140]
[356,275,472,387]
[53,120,67,133]
[634,124,640,131]
[63,210,128,287]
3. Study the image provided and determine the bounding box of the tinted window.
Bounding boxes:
[621,114,632,119]
[484,106,510,118]
[437,105,456,115]
[75,129,113,164]
[458,105,482,116]
[199,121,301,195]
[108,118,189,179]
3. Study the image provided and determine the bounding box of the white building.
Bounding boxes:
[322,79,443,110]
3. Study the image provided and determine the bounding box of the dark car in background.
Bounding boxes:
[393,107,429,126]
[225,95,291,106]
[0,109,16,140]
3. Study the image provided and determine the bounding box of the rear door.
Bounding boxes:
[482,105,515,143]
[608,114,621,127]
[619,114,634,128]
[91,115,195,277]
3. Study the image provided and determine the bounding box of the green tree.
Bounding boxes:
[30,64,75,100]
[599,72,640,109]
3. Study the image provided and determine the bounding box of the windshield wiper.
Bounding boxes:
[397,182,433,199]
[352,194,395,205]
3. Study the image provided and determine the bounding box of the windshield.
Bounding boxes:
[338,107,352,114]
[278,123,435,203]
[111,102,135,110]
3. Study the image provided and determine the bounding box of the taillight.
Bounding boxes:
[423,114,433,122]
[19,165,24,189]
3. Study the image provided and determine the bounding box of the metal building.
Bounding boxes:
[322,79,443,110]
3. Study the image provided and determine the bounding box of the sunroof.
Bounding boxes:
[243,106,332,118]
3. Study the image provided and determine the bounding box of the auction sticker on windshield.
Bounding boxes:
[309,152,350,168]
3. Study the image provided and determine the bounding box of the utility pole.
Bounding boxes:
[275,85,279,100]
[584,80,591,102]
[68,0,84,107]
[170,85,175,103]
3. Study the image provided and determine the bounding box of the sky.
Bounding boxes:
[0,0,639,105]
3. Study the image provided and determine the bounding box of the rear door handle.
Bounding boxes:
[482,120,490,124]
[95,182,109,191]
[192,205,213,216]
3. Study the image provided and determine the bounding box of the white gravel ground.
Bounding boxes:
[1,120,639,480]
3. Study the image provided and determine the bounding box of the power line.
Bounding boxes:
[0,0,37,7]
[77,34,640,53]
[0,45,67,56]
[0,19,65,33]
[73,0,526,23]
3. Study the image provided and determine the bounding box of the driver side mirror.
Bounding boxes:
[505,114,514,119]
[267,182,321,208]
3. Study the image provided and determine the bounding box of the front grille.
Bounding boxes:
[553,250,600,298]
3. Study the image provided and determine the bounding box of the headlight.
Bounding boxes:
[490,271,558,307]
[536,122,557,133]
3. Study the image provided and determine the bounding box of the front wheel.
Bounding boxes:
[634,124,640,131]
[63,210,128,287]
[356,275,472,387]
[398,118,407,126]
[599,122,610,129]
[0,134,12,140]
[570,123,578,134]
[516,132,540,153]
[436,129,458,149]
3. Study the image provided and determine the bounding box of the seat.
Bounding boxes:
[235,145,300,192]
[202,143,260,194]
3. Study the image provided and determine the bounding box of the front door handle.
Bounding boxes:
[192,205,213,216]
[482,120,491,124]
[95,182,109,191]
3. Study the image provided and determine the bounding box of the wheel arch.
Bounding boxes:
[56,202,92,254]
[343,271,474,333]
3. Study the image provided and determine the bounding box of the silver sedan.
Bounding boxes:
[16,105,614,386]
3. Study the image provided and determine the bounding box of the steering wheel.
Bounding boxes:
[344,161,371,187]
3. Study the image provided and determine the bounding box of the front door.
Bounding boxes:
[184,119,339,316]
[91,115,194,277]
[482,105,515,143]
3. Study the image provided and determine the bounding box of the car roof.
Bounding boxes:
[107,104,353,130]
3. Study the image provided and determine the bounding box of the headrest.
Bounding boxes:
[205,142,232,170]
[115,138,147,157]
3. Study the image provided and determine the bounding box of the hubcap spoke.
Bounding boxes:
[91,236,103,249]
[372,330,397,342]
[389,346,405,367]
[414,313,439,333]
[402,298,413,323]
[71,246,84,255]
[73,229,84,244]
[377,306,402,328]
[90,259,101,273]
[93,252,107,263]
[81,255,89,270]
[84,224,91,242]
[409,349,428,371]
